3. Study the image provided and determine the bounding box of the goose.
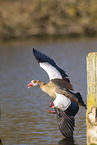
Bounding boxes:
[28,48,86,137]
[28,48,86,108]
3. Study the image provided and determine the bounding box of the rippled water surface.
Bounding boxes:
[0,38,97,145]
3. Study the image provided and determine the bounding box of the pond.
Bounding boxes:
[0,37,97,145]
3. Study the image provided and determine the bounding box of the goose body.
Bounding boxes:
[28,48,86,137]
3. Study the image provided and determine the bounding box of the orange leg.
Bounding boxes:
[48,102,55,114]
[49,102,54,108]
[48,110,55,114]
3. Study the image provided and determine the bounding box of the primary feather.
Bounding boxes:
[33,48,70,82]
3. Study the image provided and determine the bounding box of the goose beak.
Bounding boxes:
[28,81,33,88]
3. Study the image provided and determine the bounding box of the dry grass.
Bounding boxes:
[0,0,97,39]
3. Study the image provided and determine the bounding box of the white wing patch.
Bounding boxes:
[54,93,71,111]
[40,62,62,80]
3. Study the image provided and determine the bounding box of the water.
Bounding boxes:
[0,38,97,145]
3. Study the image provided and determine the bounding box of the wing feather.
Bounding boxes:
[51,79,73,91]
[33,48,70,81]
[55,107,75,137]
[40,62,62,80]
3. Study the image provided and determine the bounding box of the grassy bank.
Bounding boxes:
[0,0,97,40]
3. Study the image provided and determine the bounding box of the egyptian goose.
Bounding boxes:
[28,48,86,137]
[28,48,86,108]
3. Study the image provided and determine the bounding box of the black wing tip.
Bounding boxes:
[83,104,87,109]
[33,48,37,54]
[33,48,40,62]
[33,48,43,57]
[75,92,87,109]
[33,48,40,58]
[33,48,47,63]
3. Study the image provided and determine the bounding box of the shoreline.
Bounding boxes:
[0,0,97,40]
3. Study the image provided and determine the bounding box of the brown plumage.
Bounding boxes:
[28,79,86,109]
[28,48,87,108]
[28,49,87,138]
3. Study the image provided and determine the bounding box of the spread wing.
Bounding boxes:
[33,48,70,82]
[55,107,75,137]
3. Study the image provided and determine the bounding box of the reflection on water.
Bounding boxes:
[0,38,97,144]
[0,138,3,145]
[58,137,76,145]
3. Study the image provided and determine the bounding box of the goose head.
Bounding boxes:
[28,80,44,88]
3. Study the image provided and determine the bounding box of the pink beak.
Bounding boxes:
[28,81,33,88]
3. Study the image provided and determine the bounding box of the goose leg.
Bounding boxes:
[48,110,55,114]
[49,102,54,108]
[48,102,55,114]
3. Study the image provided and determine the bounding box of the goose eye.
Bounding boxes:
[33,80,37,84]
